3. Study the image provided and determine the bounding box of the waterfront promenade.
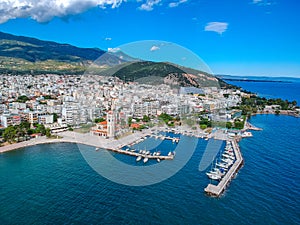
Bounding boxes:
[0,130,152,154]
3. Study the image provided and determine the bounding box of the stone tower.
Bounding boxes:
[107,111,116,138]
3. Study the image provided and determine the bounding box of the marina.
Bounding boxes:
[1,125,247,194]
[106,147,175,161]
[204,140,244,197]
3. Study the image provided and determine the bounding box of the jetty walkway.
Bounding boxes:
[204,140,244,197]
[106,147,174,160]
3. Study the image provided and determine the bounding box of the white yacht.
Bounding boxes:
[222,153,235,160]
[216,162,230,169]
[207,173,221,180]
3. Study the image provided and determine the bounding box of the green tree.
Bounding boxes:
[53,113,58,122]
[142,115,150,123]
[17,95,29,103]
[234,121,244,129]
[27,129,34,135]
[45,128,51,138]
[94,117,105,123]
[226,122,232,129]
[158,113,173,124]
[128,117,132,126]
[35,124,46,135]
[3,126,17,143]
[20,121,30,130]
[199,118,212,127]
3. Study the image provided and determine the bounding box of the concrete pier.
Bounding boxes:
[150,134,180,142]
[204,140,244,197]
[106,148,174,160]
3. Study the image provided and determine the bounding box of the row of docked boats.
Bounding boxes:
[136,150,163,163]
[136,155,151,163]
[206,141,236,180]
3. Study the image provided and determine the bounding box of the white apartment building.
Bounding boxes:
[38,114,54,124]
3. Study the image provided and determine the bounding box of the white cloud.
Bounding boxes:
[204,22,228,35]
[168,0,187,8]
[150,45,160,51]
[0,0,124,24]
[104,37,112,41]
[252,0,275,6]
[139,0,161,11]
[108,47,121,53]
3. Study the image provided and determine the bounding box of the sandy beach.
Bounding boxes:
[0,129,152,154]
[0,125,210,154]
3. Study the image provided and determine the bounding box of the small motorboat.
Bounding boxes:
[143,157,149,163]
[136,156,142,162]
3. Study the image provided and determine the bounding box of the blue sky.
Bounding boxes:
[0,0,299,77]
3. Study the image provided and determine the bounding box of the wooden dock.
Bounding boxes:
[204,140,244,197]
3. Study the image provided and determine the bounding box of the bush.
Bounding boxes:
[94,118,105,123]
[200,124,207,130]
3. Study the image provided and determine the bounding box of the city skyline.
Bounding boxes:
[0,0,299,77]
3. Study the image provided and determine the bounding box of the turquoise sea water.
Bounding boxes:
[1,114,299,224]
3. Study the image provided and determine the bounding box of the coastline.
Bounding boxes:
[252,110,299,117]
[0,125,209,154]
[0,130,152,154]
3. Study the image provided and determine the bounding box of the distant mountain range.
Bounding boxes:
[0,31,232,88]
[0,31,132,74]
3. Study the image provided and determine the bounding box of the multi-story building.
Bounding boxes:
[0,113,21,127]
[27,111,39,124]
[38,114,54,124]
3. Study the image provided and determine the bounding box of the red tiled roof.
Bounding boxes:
[131,123,140,129]
[99,121,107,125]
